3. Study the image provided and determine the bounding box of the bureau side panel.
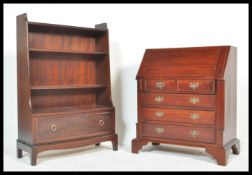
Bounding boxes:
[223,47,237,145]
[17,14,33,143]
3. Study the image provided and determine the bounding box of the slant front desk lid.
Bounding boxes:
[136,46,235,79]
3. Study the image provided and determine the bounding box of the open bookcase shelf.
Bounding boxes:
[29,48,107,56]
[17,13,117,165]
[30,84,107,90]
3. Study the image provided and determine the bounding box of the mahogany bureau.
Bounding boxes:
[16,13,118,165]
[132,46,240,166]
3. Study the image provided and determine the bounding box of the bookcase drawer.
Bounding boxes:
[34,112,113,143]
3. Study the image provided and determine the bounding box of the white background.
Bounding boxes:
[4,4,248,171]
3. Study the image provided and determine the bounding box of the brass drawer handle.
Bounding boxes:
[99,120,104,126]
[155,96,164,103]
[189,97,200,104]
[190,130,199,137]
[50,124,57,132]
[189,82,199,90]
[156,81,165,89]
[155,111,164,118]
[190,113,200,120]
[155,127,164,134]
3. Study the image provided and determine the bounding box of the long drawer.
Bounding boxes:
[34,112,113,143]
[141,93,216,109]
[142,122,215,144]
[142,108,215,126]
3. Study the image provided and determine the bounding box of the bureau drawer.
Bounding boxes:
[177,80,215,93]
[141,93,216,109]
[34,112,113,143]
[142,108,215,126]
[143,79,176,92]
[142,123,215,144]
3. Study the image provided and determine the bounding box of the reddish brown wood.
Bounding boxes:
[141,93,216,109]
[34,112,113,143]
[176,80,215,94]
[132,46,240,166]
[142,123,215,144]
[142,108,215,126]
[17,13,117,165]
[17,13,33,145]
[143,79,176,93]
[131,139,148,154]
[206,139,240,165]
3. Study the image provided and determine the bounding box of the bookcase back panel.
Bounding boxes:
[30,52,98,86]
[29,31,95,52]
[31,89,96,108]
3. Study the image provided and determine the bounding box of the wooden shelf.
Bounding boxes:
[31,84,107,90]
[33,105,114,115]
[28,21,107,36]
[29,48,106,56]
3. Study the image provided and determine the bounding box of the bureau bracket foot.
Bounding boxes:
[231,140,240,155]
[95,143,100,146]
[131,139,148,154]
[152,142,160,145]
[112,134,118,151]
[206,139,240,166]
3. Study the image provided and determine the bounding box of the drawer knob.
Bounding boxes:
[189,82,199,90]
[190,113,200,120]
[189,97,200,104]
[155,127,164,134]
[99,120,105,126]
[155,111,164,118]
[190,130,199,137]
[50,124,57,132]
[155,96,164,103]
[156,81,165,89]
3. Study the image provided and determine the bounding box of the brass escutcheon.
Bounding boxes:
[190,130,199,137]
[99,120,105,126]
[155,111,164,118]
[156,81,165,89]
[50,124,57,132]
[190,113,200,120]
[155,127,164,134]
[155,96,164,103]
[189,97,200,104]
[189,82,199,90]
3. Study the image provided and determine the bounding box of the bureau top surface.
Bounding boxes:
[137,46,235,79]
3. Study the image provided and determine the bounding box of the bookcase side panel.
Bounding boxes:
[17,13,33,143]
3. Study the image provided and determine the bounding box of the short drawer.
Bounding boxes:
[177,80,215,93]
[141,93,216,109]
[142,108,215,126]
[143,79,176,92]
[142,123,215,144]
[34,112,113,143]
